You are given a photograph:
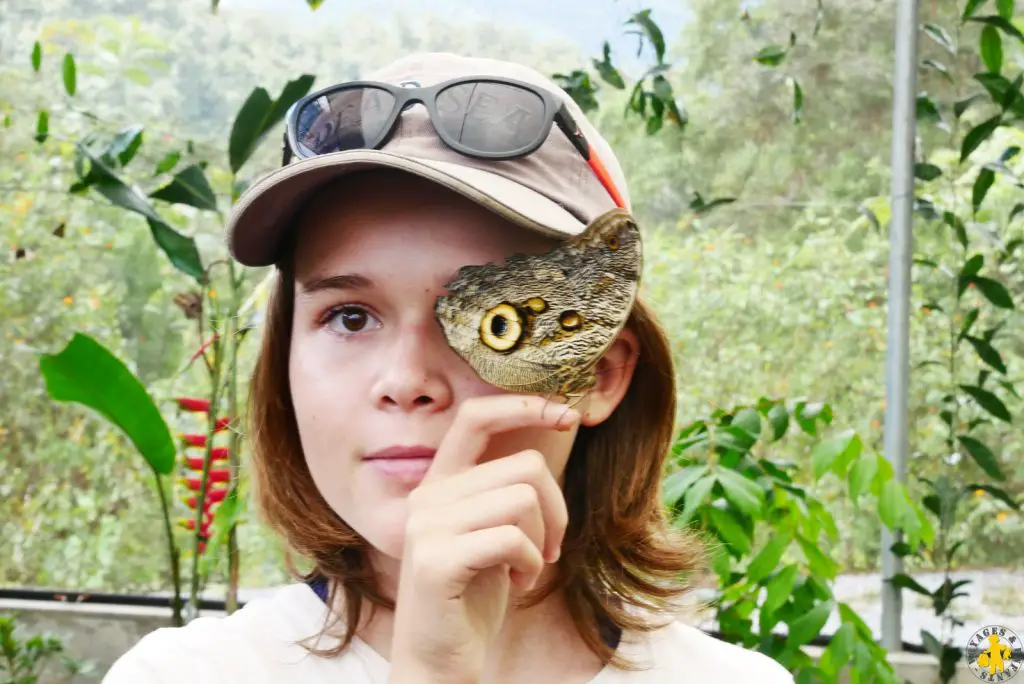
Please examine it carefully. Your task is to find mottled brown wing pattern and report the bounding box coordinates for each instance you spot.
[435,208,642,397]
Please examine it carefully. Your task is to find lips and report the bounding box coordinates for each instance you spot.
[363,445,437,485]
[363,445,437,462]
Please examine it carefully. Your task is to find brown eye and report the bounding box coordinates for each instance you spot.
[605,234,620,250]
[326,306,375,333]
[480,303,524,351]
[559,310,582,331]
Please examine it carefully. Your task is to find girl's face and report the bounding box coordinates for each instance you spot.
[287,172,586,561]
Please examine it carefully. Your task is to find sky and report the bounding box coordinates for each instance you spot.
[213,0,691,78]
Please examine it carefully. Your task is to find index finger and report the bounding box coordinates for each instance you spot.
[426,394,580,482]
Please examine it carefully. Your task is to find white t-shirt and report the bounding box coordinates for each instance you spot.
[103,583,794,683]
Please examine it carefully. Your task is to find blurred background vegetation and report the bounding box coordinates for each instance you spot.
[1,0,1021,601]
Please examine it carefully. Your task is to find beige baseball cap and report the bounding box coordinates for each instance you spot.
[226,51,632,267]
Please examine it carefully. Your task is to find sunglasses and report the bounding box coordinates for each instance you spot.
[282,76,626,209]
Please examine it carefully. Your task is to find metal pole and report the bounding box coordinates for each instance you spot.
[882,0,919,654]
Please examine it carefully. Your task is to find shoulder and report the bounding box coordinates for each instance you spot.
[624,619,794,683]
[102,584,343,683]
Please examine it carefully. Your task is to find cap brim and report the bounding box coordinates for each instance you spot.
[227,150,589,267]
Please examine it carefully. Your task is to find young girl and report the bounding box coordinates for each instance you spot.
[104,52,794,684]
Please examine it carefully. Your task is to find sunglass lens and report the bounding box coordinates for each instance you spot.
[434,82,547,155]
[294,87,397,156]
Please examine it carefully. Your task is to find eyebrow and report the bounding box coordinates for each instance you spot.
[298,273,374,295]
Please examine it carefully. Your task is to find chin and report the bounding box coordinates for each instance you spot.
[337,496,410,560]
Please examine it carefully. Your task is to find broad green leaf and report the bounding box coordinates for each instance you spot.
[767,403,789,440]
[890,572,931,596]
[965,483,1020,509]
[973,168,996,213]
[149,164,218,212]
[661,465,707,507]
[972,276,1014,308]
[785,599,833,648]
[944,210,969,248]
[981,26,1004,72]
[957,435,1005,480]
[109,125,144,167]
[716,468,765,516]
[678,474,716,525]
[627,10,666,64]
[747,531,792,583]
[974,73,1024,115]
[914,163,942,180]
[791,79,803,123]
[38,333,175,475]
[34,110,48,143]
[754,45,787,66]
[592,43,625,89]
[924,23,956,53]
[960,308,981,338]
[963,0,989,20]
[997,0,1014,19]
[890,541,915,557]
[916,94,942,124]
[811,429,861,479]
[922,59,953,82]
[963,253,985,279]
[763,564,799,616]
[823,622,856,672]
[878,479,903,530]
[154,151,181,175]
[797,534,837,578]
[228,74,315,173]
[968,15,1024,42]
[961,116,1002,161]
[955,93,986,118]
[731,408,762,438]
[62,52,77,96]
[707,507,751,554]
[848,452,878,498]
[964,336,1008,374]
[31,41,41,72]
[73,145,204,281]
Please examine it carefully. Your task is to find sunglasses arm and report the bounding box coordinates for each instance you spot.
[555,107,627,210]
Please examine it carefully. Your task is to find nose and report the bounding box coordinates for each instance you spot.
[372,320,454,414]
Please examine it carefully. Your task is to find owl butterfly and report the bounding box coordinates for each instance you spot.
[435,207,642,406]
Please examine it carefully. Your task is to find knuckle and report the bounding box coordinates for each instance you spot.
[508,482,539,512]
[517,449,548,478]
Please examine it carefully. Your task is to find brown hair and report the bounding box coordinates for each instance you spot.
[247,246,707,670]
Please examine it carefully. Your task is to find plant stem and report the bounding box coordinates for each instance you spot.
[188,291,227,619]
[154,473,183,626]
[225,259,243,614]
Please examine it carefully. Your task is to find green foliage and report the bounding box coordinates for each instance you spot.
[0,614,93,683]
[39,332,176,475]
[665,399,924,683]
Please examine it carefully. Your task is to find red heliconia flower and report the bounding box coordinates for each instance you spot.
[214,416,231,432]
[182,470,231,490]
[183,450,230,471]
[186,489,226,508]
[176,397,210,413]
[183,518,212,533]
[182,433,206,448]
